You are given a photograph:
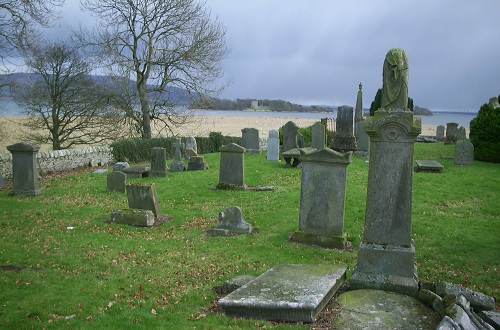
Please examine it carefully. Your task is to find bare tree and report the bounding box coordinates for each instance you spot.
[0,0,64,67]
[80,0,228,138]
[12,40,122,150]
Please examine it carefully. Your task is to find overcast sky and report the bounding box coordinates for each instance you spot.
[50,0,500,111]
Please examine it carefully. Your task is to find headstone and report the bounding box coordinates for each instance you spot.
[445,122,459,144]
[206,206,252,236]
[281,121,302,167]
[292,148,352,249]
[150,147,168,177]
[126,183,161,218]
[7,142,41,196]
[415,160,444,173]
[218,264,347,323]
[457,126,467,141]
[454,140,474,166]
[170,137,186,172]
[106,171,126,193]
[350,49,421,297]
[184,136,197,160]
[241,128,261,154]
[355,82,364,123]
[187,155,208,170]
[381,48,409,110]
[311,122,326,150]
[113,162,130,171]
[122,165,150,178]
[354,119,369,155]
[436,125,445,141]
[266,129,280,161]
[330,105,357,152]
[217,143,246,190]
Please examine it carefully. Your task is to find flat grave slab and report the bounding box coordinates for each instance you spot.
[218,264,347,323]
[415,160,444,173]
[122,166,151,178]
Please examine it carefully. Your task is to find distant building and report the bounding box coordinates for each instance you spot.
[250,100,259,109]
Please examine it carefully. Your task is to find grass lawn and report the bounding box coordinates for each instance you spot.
[0,142,498,329]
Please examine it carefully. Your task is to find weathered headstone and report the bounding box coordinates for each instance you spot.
[217,143,246,190]
[113,162,130,171]
[436,125,445,141]
[170,137,186,172]
[241,128,261,154]
[454,140,474,166]
[281,121,302,167]
[350,48,421,297]
[354,119,369,156]
[184,136,197,160]
[122,165,150,178]
[187,155,208,170]
[311,122,326,150]
[266,129,280,161]
[126,183,161,218]
[150,147,168,177]
[206,206,252,236]
[107,171,126,193]
[445,122,459,144]
[292,148,352,249]
[457,126,467,141]
[7,142,41,196]
[330,105,357,152]
[354,82,364,123]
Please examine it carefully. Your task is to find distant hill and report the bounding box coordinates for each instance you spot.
[414,106,433,116]
[0,72,193,106]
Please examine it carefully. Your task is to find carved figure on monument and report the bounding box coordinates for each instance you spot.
[381,48,409,111]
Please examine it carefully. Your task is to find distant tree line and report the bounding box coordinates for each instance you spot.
[190,98,332,112]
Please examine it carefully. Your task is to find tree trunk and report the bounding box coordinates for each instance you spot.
[138,81,152,139]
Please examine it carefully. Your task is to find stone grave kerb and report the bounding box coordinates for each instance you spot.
[7,142,41,196]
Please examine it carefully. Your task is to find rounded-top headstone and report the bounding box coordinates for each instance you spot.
[269,129,278,138]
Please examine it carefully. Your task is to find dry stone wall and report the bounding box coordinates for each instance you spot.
[0,146,113,180]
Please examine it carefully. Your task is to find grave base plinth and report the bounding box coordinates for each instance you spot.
[292,231,347,249]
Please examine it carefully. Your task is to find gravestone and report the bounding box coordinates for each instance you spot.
[150,147,168,177]
[170,137,186,172]
[7,142,41,196]
[122,165,150,178]
[454,140,474,166]
[126,183,161,218]
[113,162,130,171]
[311,122,326,150]
[218,264,347,323]
[110,209,155,227]
[436,125,445,141]
[457,126,467,141]
[106,171,126,193]
[350,49,421,297]
[330,105,357,152]
[415,160,444,173]
[185,148,198,159]
[355,82,364,123]
[266,129,280,161]
[445,122,459,144]
[354,119,369,156]
[184,136,197,160]
[187,155,208,170]
[241,128,261,154]
[281,121,302,167]
[292,148,352,249]
[217,143,246,190]
[206,206,252,236]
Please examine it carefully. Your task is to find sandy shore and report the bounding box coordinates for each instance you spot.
[0,115,440,153]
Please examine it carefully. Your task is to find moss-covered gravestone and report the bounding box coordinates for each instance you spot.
[217,143,246,190]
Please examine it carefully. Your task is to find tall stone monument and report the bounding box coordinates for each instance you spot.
[350,48,421,297]
[330,105,357,152]
[354,83,369,155]
[7,142,41,196]
[292,148,352,249]
[355,82,364,123]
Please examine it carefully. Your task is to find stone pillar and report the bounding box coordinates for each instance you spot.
[355,82,363,124]
[292,148,352,249]
[445,122,459,144]
[330,105,357,152]
[350,109,421,297]
[217,143,246,190]
[266,129,280,161]
[241,127,260,154]
[436,125,445,141]
[311,122,326,150]
[7,142,41,196]
[150,147,167,177]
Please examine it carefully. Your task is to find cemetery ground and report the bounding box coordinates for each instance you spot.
[0,143,498,329]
